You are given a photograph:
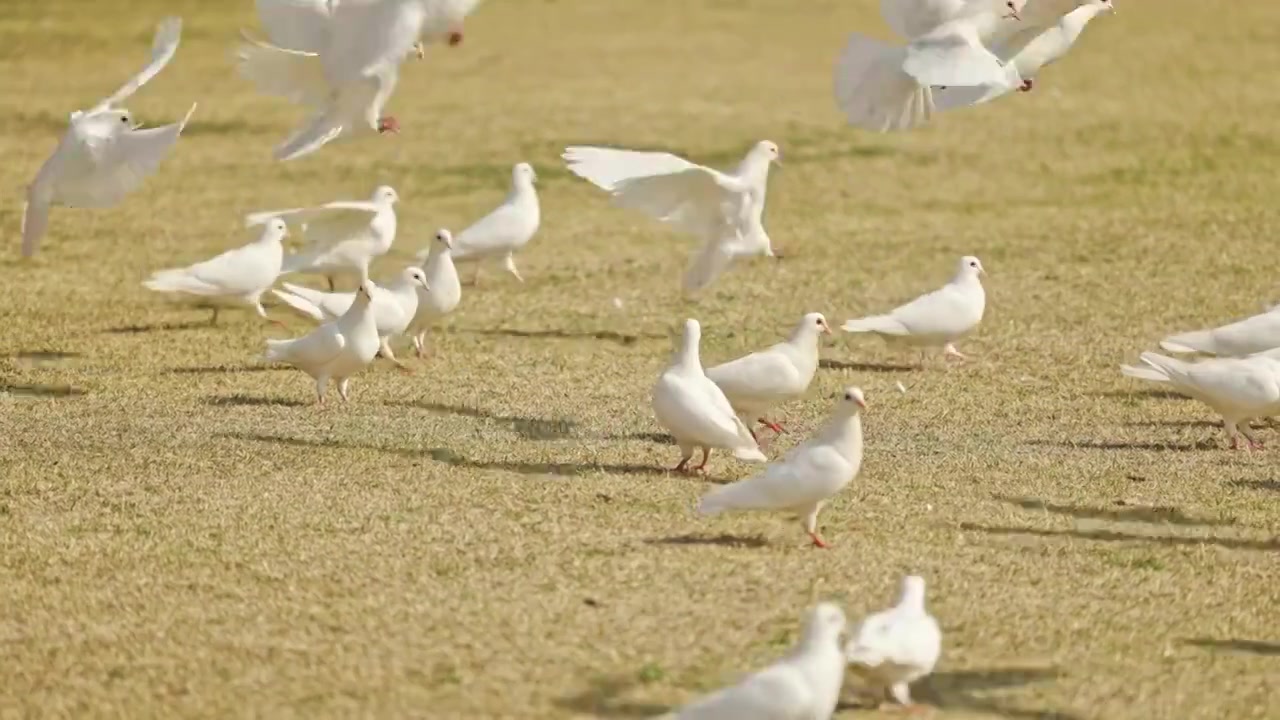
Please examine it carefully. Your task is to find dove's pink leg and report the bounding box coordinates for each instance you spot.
[694,447,712,473]
[673,445,695,473]
[943,344,967,361]
[1018,79,1034,92]
[377,117,401,135]
[757,418,786,435]
[808,531,829,549]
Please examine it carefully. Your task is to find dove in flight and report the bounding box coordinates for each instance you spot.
[264,281,383,404]
[652,319,767,474]
[424,163,541,285]
[22,17,195,257]
[247,185,399,289]
[142,218,288,325]
[272,266,429,371]
[409,229,463,357]
[706,312,832,440]
[834,0,1026,132]
[251,0,481,64]
[697,387,865,548]
[845,575,943,712]
[563,141,780,296]
[655,603,847,720]
[1120,352,1280,450]
[842,255,986,367]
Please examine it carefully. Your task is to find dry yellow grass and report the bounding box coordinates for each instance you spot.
[3,0,1279,717]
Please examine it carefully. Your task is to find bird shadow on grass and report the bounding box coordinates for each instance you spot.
[1123,420,1220,429]
[606,431,676,445]
[167,364,284,375]
[1091,389,1187,401]
[390,400,578,441]
[960,522,1280,552]
[105,321,212,334]
[13,350,80,363]
[1229,480,1280,492]
[646,533,770,549]
[0,382,86,398]
[888,666,1080,720]
[1025,438,1221,452]
[819,359,917,373]
[458,326,665,347]
[553,675,671,718]
[994,495,1232,527]
[205,394,309,408]
[1181,638,1280,656]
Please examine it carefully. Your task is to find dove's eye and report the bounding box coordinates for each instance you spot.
[120,117,128,124]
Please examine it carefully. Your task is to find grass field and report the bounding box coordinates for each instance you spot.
[3,0,1280,717]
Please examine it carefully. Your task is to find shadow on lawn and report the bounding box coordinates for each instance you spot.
[391,400,578,441]
[646,533,771,549]
[910,666,1081,719]
[819,359,917,373]
[1229,480,1280,493]
[1025,438,1221,452]
[459,326,665,347]
[994,495,1231,527]
[554,674,671,718]
[0,382,86,398]
[205,394,308,408]
[1182,638,1280,656]
[960,523,1280,552]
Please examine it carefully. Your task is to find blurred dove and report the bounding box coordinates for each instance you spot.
[22,17,194,257]
[845,575,942,711]
[409,229,462,357]
[656,603,847,720]
[264,280,382,404]
[142,217,288,325]
[251,0,480,64]
[842,256,986,367]
[652,319,767,474]
[420,163,540,285]
[1157,305,1280,358]
[706,312,832,440]
[833,0,1025,132]
[247,185,398,288]
[935,0,1114,110]
[272,265,429,370]
[1119,352,1280,449]
[697,387,866,548]
[563,141,780,296]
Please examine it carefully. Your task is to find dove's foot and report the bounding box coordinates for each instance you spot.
[943,344,968,361]
[879,702,931,715]
[694,447,713,473]
[413,41,426,59]
[208,308,220,326]
[808,532,829,549]
[1018,79,1034,92]
[377,116,401,135]
[757,418,786,435]
[448,30,464,46]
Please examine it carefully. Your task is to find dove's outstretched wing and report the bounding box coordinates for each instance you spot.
[90,17,182,114]
[55,104,196,209]
[255,0,334,52]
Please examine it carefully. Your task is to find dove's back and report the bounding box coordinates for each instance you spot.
[653,370,765,461]
[1160,308,1280,357]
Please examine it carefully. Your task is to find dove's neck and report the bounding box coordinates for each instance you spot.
[425,247,453,271]
[508,178,539,208]
[674,334,702,374]
[735,154,772,187]
[816,410,863,460]
[1060,5,1106,37]
[898,578,928,614]
[951,270,983,291]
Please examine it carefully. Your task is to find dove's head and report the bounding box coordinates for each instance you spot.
[355,281,375,303]
[958,255,986,279]
[261,217,289,242]
[751,140,782,166]
[403,266,430,291]
[796,312,832,340]
[83,108,135,134]
[372,185,399,205]
[434,228,454,250]
[898,575,928,611]
[1001,0,1025,20]
[682,318,701,345]
[800,603,847,647]
[840,386,867,411]
[1082,0,1115,13]
[513,162,537,186]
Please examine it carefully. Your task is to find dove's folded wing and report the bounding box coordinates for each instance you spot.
[932,61,1022,111]
[880,0,969,39]
[673,665,812,720]
[660,375,753,447]
[453,205,522,256]
[708,349,803,401]
[284,325,348,366]
[255,0,334,52]
[90,17,182,113]
[56,104,196,209]
[1180,362,1280,411]
[884,285,967,335]
[184,245,270,294]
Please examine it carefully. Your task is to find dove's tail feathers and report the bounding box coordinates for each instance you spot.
[732,446,768,463]
[20,197,50,258]
[274,116,344,162]
[1159,332,1213,355]
[264,337,295,363]
[834,34,933,133]
[271,288,326,322]
[1138,352,1193,382]
[697,474,774,516]
[1120,364,1170,383]
[142,271,220,296]
[843,315,907,335]
[235,35,328,108]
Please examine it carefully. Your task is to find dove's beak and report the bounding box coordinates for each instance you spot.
[822,323,833,335]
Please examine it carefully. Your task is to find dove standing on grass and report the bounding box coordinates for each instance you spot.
[657,603,847,720]
[563,141,780,296]
[935,0,1114,111]
[425,163,540,285]
[1119,352,1280,449]
[834,0,1025,132]
[248,185,399,289]
[698,387,865,548]
[706,313,832,440]
[409,229,463,357]
[845,575,942,712]
[142,218,288,325]
[843,256,986,367]
[265,281,382,404]
[22,17,195,257]
[652,319,767,474]
[272,266,429,371]
[1156,305,1280,358]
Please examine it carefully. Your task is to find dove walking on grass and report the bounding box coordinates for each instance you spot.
[845,575,942,712]
[563,141,780,296]
[935,0,1114,111]
[1120,352,1280,449]
[142,218,288,325]
[273,266,429,370]
[843,256,986,367]
[697,387,865,548]
[409,229,462,357]
[22,17,195,257]
[422,163,540,285]
[652,319,767,474]
[265,281,382,404]
[706,313,832,440]
[656,603,847,720]
[1156,305,1280,358]
[834,0,1025,132]
[248,185,399,289]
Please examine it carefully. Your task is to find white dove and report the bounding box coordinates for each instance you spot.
[22,17,195,257]
[142,217,288,325]
[842,255,986,366]
[935,0,1114,111]
[247,185,399,288]
[833,0,1025,132]
[563,141,780,295]
[1156,306,1280,358]
[264,281,382,404]
[706,312,832,440]
[1119,352,1280,449]
[656,603,847,720]
[697,387,866,548]
[422,163,541,285]
[251,0,476,66]
[845,575,943,712]
[409,229,463,357]
[272,266,429,370]
[652,319,767,474]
